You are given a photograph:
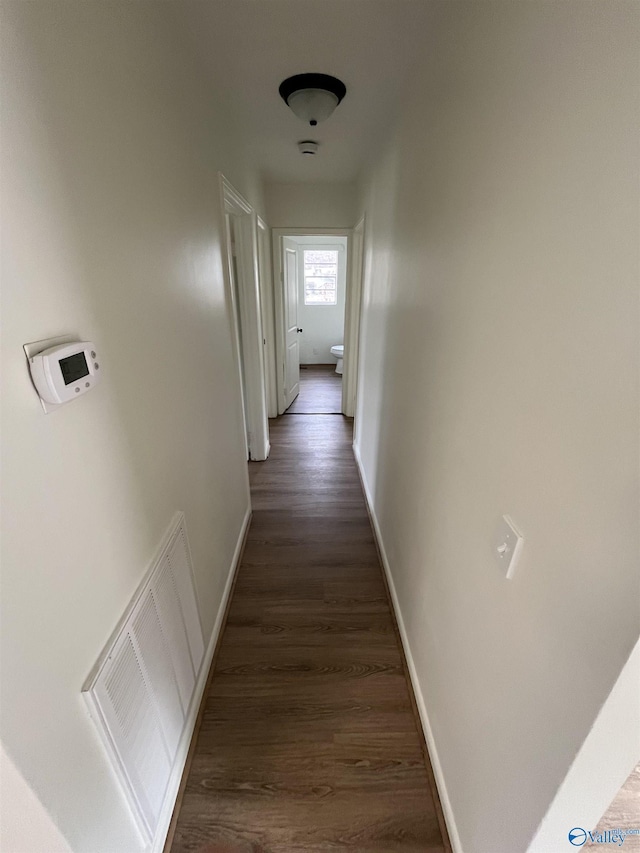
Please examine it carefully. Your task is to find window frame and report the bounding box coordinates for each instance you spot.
[302,247,340,307]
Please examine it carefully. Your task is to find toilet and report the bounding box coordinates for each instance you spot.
[330,344,344,375]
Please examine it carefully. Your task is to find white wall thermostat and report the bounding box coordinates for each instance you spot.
[25,338,101,412]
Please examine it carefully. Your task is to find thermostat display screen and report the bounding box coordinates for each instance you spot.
[59,352,89,385]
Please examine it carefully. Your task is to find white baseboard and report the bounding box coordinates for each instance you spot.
[150,505,252,853]
[352,442,463,853]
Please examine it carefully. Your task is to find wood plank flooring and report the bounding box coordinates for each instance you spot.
[169,407,447,853]
[285,365,342,414]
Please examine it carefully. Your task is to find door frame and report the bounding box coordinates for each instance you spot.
[257,216,278,419]
[343,216,365,420]
[272,227,359,417]
[280,236,302,412]
[219,174,270,460]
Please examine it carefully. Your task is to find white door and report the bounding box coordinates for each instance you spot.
[282,238,300,409]
[226,214,249,458]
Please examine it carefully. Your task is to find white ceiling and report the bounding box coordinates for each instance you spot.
[176,1,434,184]
[287,235,348,246]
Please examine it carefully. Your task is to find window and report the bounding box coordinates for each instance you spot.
[303,249,338,305]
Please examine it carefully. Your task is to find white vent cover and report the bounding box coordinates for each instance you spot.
[83,513,204,843]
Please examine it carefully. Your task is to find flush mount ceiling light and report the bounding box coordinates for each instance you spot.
[279,73,346,126]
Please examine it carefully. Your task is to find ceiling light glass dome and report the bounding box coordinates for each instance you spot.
[279,74,347,126]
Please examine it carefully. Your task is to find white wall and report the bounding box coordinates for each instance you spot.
[354,3,639,852]
[528,637,640,852]
[0,746,72,853]
[265,182,356,228]
[1,4,262,851]
[289,236,347,364]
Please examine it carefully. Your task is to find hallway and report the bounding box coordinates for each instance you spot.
[285,366,342,414]
[168,412,447,853]
[4,4,637,851]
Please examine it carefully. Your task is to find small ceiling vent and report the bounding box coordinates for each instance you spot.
[298,140,319,156]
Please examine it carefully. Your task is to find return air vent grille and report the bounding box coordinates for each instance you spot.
[83,513,204,842]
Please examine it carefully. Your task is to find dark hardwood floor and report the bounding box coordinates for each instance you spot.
[285,365,342,414]
[169,390,448,852]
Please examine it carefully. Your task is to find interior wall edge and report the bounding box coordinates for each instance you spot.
[525,636,640,853]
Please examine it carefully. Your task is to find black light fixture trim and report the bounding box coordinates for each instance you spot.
[279,73,347,125]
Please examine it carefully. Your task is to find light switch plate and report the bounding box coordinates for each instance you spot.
[494,515,523,579]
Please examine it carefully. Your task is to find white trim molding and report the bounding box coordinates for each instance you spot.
[151,506,252,853]
[353,441,464,853]
[219,174,270,460]
[256,216,278,419]
[342,216,365,418]
[271,227,360,418]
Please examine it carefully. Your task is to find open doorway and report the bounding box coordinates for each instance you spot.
[285,235,346,414]
[272,228,363,419]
